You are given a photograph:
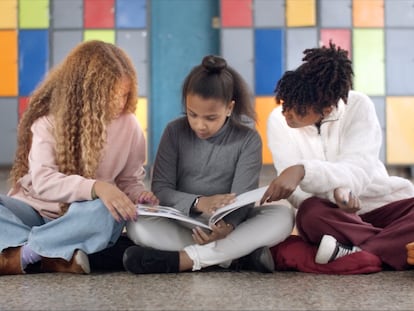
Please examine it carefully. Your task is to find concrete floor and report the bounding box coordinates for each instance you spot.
[1,165,414,311]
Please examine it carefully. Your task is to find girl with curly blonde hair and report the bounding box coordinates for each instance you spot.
[0,40,158,275]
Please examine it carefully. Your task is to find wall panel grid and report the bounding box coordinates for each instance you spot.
[0,0,148,165]
[220,0,414,165]
[2,0,414,166]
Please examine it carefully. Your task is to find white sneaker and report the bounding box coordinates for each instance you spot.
[315,235,361,264]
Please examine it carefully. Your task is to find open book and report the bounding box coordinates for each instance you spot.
[137,186,268,230]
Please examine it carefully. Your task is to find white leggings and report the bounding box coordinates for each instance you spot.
[126,204,294,271]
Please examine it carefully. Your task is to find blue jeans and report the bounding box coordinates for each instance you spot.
[0,195,124,260]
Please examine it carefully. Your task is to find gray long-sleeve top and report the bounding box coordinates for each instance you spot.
[151,116,262,228]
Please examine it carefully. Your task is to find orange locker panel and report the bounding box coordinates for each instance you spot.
[255,97,279,165]
[353,0,384,27]
[0,30,18,96]
[0,0,17,28]
[386,97,414,165]
[286,0,316,27]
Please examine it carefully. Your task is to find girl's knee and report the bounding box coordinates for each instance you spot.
[296,197,330,230]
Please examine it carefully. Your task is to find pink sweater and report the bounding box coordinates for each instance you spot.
[8,113,147,219]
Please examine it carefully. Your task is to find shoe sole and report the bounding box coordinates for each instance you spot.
[258,248,275,273]
[315,235,336,264]
[75,251,91,274]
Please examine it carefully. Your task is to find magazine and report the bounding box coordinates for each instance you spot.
[137,186,268,230]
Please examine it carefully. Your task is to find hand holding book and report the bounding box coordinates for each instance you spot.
[193,193,237,215]
[136,186,268,231]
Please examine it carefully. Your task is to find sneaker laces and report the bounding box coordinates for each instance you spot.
[332,243,360,261]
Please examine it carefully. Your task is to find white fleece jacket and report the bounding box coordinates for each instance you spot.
[267,90,414,214]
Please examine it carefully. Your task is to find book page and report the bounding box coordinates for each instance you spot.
[137,204,211,230]
[208,186,268,225]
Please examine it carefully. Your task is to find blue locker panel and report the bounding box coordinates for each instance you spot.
[286,28,318,70]
[116,0,146,29]
[222,28,254,93]
[372,96,386,162]
[150,0,219,162]
[386,29,414,95]
[0,98,18,165]
[385,0,414,27]
[52,0,83,29]
[117,30,148,97]
[253,0,285,27]
[52,31,82,66]
[255,29,284,95]
[19,30,49,96]
[320,0,352,27]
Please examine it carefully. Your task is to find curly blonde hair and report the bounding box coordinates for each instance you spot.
[10,40,138,186]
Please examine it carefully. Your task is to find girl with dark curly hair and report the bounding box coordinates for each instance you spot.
[261,42,414,271]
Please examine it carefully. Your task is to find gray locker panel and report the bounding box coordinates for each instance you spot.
[117,30,148,97]
[254,0,285,27]
[221,29,254,92]
[371,97,385,162]
[286,28,318,70]
[380,129,386,163]
[52,31,83,67]
[320,0,352,28]
[385,0,414,27]
[371,97,386,162]
[372,97,385,130]
[0,99,18,165]
[52,0,83,29]
[386,29,414,95]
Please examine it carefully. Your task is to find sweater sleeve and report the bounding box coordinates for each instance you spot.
[223,129,262,228]
[299,93,382,201]
[267,107,313,208]
[114,116,147,203]
[26,116,95,202]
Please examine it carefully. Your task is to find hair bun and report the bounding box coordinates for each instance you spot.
[202,55,227,73]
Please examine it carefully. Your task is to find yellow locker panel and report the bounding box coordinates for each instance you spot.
[0,0,17,29]
[135,97,148,164]
[386,97,414,165]
[286,0,316,27]
[0,30,18,96]
[84,30,116,44]
[19,0,49,29]
[353,29,385,95]
[353,0,384,27]
[256,96,279,165]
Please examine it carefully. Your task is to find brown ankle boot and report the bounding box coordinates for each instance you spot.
[0,246,24,275]
[41,250,90,274]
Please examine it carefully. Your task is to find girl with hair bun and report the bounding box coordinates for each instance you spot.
[122,55,294,274]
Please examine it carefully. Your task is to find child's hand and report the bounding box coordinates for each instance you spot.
[195,194,236,215]
[406,242,414,265]
[137,191,159,206]
[192,220,233,244]
[93,180,137,222]
[260,164,304,204]
[334,187,361,213]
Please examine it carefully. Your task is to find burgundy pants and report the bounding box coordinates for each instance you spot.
[296,196,414,270]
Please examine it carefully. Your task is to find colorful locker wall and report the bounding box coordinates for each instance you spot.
[2,0,414,167]
[220,0,414,166]
[0,0,148,166]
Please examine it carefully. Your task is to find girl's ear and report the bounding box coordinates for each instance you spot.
[322,106,333,117]
[227,100,235,116]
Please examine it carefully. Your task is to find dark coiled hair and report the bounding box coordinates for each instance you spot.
[181,55,256,123]
[275,41,353,116]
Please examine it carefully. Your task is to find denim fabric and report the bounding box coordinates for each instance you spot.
[0,195,124,260]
